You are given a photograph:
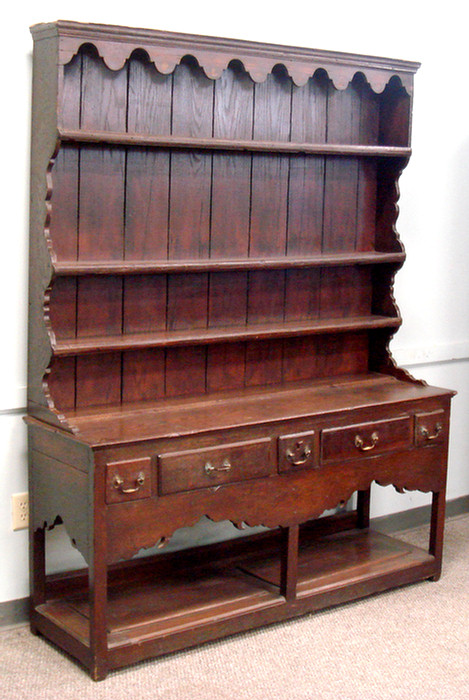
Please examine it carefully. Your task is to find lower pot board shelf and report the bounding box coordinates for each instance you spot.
[33,527,435,671]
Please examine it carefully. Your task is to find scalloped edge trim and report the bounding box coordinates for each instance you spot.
[57,38,414,95]
[108,472,435,561]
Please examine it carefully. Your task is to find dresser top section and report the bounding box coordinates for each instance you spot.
[30,20,420,93]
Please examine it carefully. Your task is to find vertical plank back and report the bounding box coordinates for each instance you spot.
[245,69,291,386]
[165,58,213,397]
[125,54,171,260]
[207,64,254,391]
[323,80,361,253]
[122,54,172,403]
[250,70,291,256]
[76,48,127,407]
[288,74,327,255]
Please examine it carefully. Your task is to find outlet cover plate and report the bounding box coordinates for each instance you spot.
[11,492,29,531]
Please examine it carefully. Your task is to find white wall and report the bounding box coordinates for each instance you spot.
[1,0,468,603]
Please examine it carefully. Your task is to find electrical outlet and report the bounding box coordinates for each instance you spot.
[11,492,29,531]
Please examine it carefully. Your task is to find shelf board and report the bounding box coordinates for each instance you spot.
[34,529,435,664]
[59,128,412,158]
[52,251,406,276]
[53,315,401,357]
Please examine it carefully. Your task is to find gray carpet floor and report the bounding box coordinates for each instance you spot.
[1,514,468,699]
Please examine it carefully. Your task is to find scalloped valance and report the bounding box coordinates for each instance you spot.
[31,20,420,94]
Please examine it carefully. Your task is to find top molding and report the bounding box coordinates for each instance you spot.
[30,20,420,93]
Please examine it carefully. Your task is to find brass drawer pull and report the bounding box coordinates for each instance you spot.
[286,441,312,466]
[354,431,379,452]
[420,423,443,441]
[205,458,232,475]
[113,472,145,494]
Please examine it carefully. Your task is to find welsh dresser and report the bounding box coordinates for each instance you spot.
[27,21,454,680]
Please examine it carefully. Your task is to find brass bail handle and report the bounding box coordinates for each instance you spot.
[286,440,312,466]
[113,471,145,493]
[205,458,232,475]
[420,423,443,441]
[354,431,379,452]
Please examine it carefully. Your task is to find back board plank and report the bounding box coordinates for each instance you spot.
[76,49,126,408]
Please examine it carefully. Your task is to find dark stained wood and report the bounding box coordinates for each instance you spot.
[288,73,327,255]
[121,58,172,404]
[76,48,126,408]
[323,82,360,252]
[121,275,166,403]
[356,487,371,529]
[250,71,291,257]
[211,63,253,259]
[208,64,253,391]
[46,54,82,412]
[52,314,401,356]
[319,266,372,318]
[78,52,126,261]
[429,488,447,580]
[280,524,299,601]
[166,59,213,396]
[121,349,165,403]
[49,148,79,261]
[122,275,167,334]
[379,79,411,147]
[125,54,171,261]
[208,272,248,327]
[52,251,407,275]
[60,128,412,157]
[167,273,208,331]
[89,460,108,681]
[158,437,274,495]
[206,343,246,392]
[75,354,122,408]
[63,375,453,447]
[27,22,453,681]
[169,59,213,259]
[45,357,76,411]
[247,270,285,324]
[244,339,283,387]
[33,528,436,671]
[164,345,207,397]
[356,78,379,251]
[284,269,321,321]
[321,415,412,463]
[48,278,77,340]
[30,527,46,614]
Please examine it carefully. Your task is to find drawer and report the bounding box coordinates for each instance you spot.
[321,415,412,464]
[415,410,448,447]
[278,430,317,472]
[158,438,274,495]
[106,457,152,504]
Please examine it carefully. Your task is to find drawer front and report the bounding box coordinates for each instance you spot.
[415,410,448,447]
[106,457,152,504]
[158,438,274,495]
[321,415,412,464]
[278,430,317,472]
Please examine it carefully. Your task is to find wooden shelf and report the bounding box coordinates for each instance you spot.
[59,128,412,158]
[52,315,401,357]
[52,251,406,277]
[33,528,435,667]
